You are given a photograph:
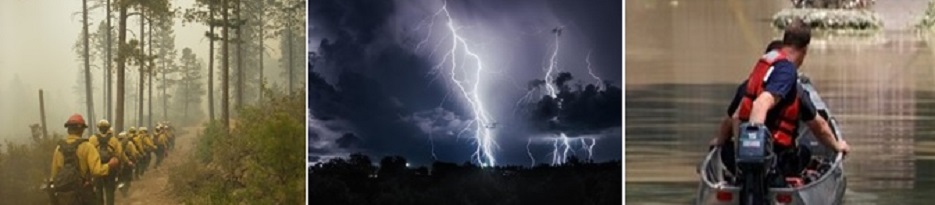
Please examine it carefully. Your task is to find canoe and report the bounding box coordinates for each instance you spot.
[695,74,846,205]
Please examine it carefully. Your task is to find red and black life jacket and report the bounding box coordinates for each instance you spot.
[737,50,800,147]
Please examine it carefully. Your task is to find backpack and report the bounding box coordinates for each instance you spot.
[96,133,115,163]
[52,139,88,192]
[120,138,132,157]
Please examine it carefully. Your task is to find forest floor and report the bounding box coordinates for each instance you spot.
[113,126,200,205]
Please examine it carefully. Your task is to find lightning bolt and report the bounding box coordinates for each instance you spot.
[580,137,596,161]
[513,87,538,116]
[527,138,536,167]
[417,1,498,167]
[551,138,560,165]
[561,133,572,164]
[429,133,438,161]
[588,138,596,160]
[537,28,601,166]
[545,28,571,166]
[427,93,450,161]
[545,33,560,98]
[413,8,443,52]
[414,2,607,167]
[585,50,603,89]
[547,136,596,165]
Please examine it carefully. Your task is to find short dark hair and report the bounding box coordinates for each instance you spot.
[783,19,811,49]
[765,40,783,53]
[67,127,84,135]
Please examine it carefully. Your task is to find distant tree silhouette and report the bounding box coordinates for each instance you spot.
[379,156,408,177]
[309,153,622,205]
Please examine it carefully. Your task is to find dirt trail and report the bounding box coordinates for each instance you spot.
[114,126,200,205]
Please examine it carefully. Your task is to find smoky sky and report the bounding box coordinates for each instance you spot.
[309,0,621,166]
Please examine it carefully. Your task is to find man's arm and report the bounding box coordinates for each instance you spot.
[50,146,62,178]
[713,112,741,146]
[799,86,849,154]
[806,115,848,154]
[749,92,779,124]
[81,144,110,177]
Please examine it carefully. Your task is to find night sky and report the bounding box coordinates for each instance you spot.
[309,0,621,166]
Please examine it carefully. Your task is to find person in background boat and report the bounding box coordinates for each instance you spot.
[709,20,849,183]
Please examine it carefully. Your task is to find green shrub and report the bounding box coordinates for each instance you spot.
[171,91,305,204]
[0,134,62,204]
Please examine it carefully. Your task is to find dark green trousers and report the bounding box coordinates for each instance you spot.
[94,174,116,205]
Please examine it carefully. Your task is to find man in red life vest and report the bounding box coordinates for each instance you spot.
[710,20,849,182]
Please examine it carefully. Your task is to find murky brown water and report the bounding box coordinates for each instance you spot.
[626,0,935,204]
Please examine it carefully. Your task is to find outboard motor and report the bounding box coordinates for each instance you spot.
[735,123,775,205]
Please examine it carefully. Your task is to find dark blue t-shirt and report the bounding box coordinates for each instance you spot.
[762,60,798,102]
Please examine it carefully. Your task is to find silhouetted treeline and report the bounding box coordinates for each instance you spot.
[309,153,622,205]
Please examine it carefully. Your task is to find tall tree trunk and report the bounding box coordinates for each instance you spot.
[138,7,145,127]
[149,70,153,128]
[287,24,293,95]
[235,0,244,110]
[208,6,215,122]
[130,70,136,123]
[105,0,112,121]
[148,21,153,129]
[183,98,189,124]
[83,0,96,135]
[103,47,107,120]
[258,1,264,102]
[163,55,167,121]
[116,6,128,132]
[222,0,231,130]
[184,82,189,123]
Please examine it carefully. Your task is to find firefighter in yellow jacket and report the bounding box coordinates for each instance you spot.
[138,127,157,175]
[116,131,139,196]
[88,120,130,205]
[129,127,147,178]
[154,125,170,168]
[165,122,175,150]
[49,114,119,205]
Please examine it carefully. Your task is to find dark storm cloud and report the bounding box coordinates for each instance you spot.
[310,67,449,161]
[309,128,319,141]
[528,79,546,90]
[309,0,395,45]
[308,111,356,155]
[522,72,622,136]
[310,0,478,165]
[555,72,573,88]
[310,0,622,165]
[336,133,362,149]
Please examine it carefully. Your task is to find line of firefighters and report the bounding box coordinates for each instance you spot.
[46,114,176,205]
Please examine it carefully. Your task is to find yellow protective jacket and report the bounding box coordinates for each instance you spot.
[120,137,141,160]
[155,133,169,147]
[142,134,157,151]
[131,134,150,153]
[51,134,110,179]
[89,132,129,167]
